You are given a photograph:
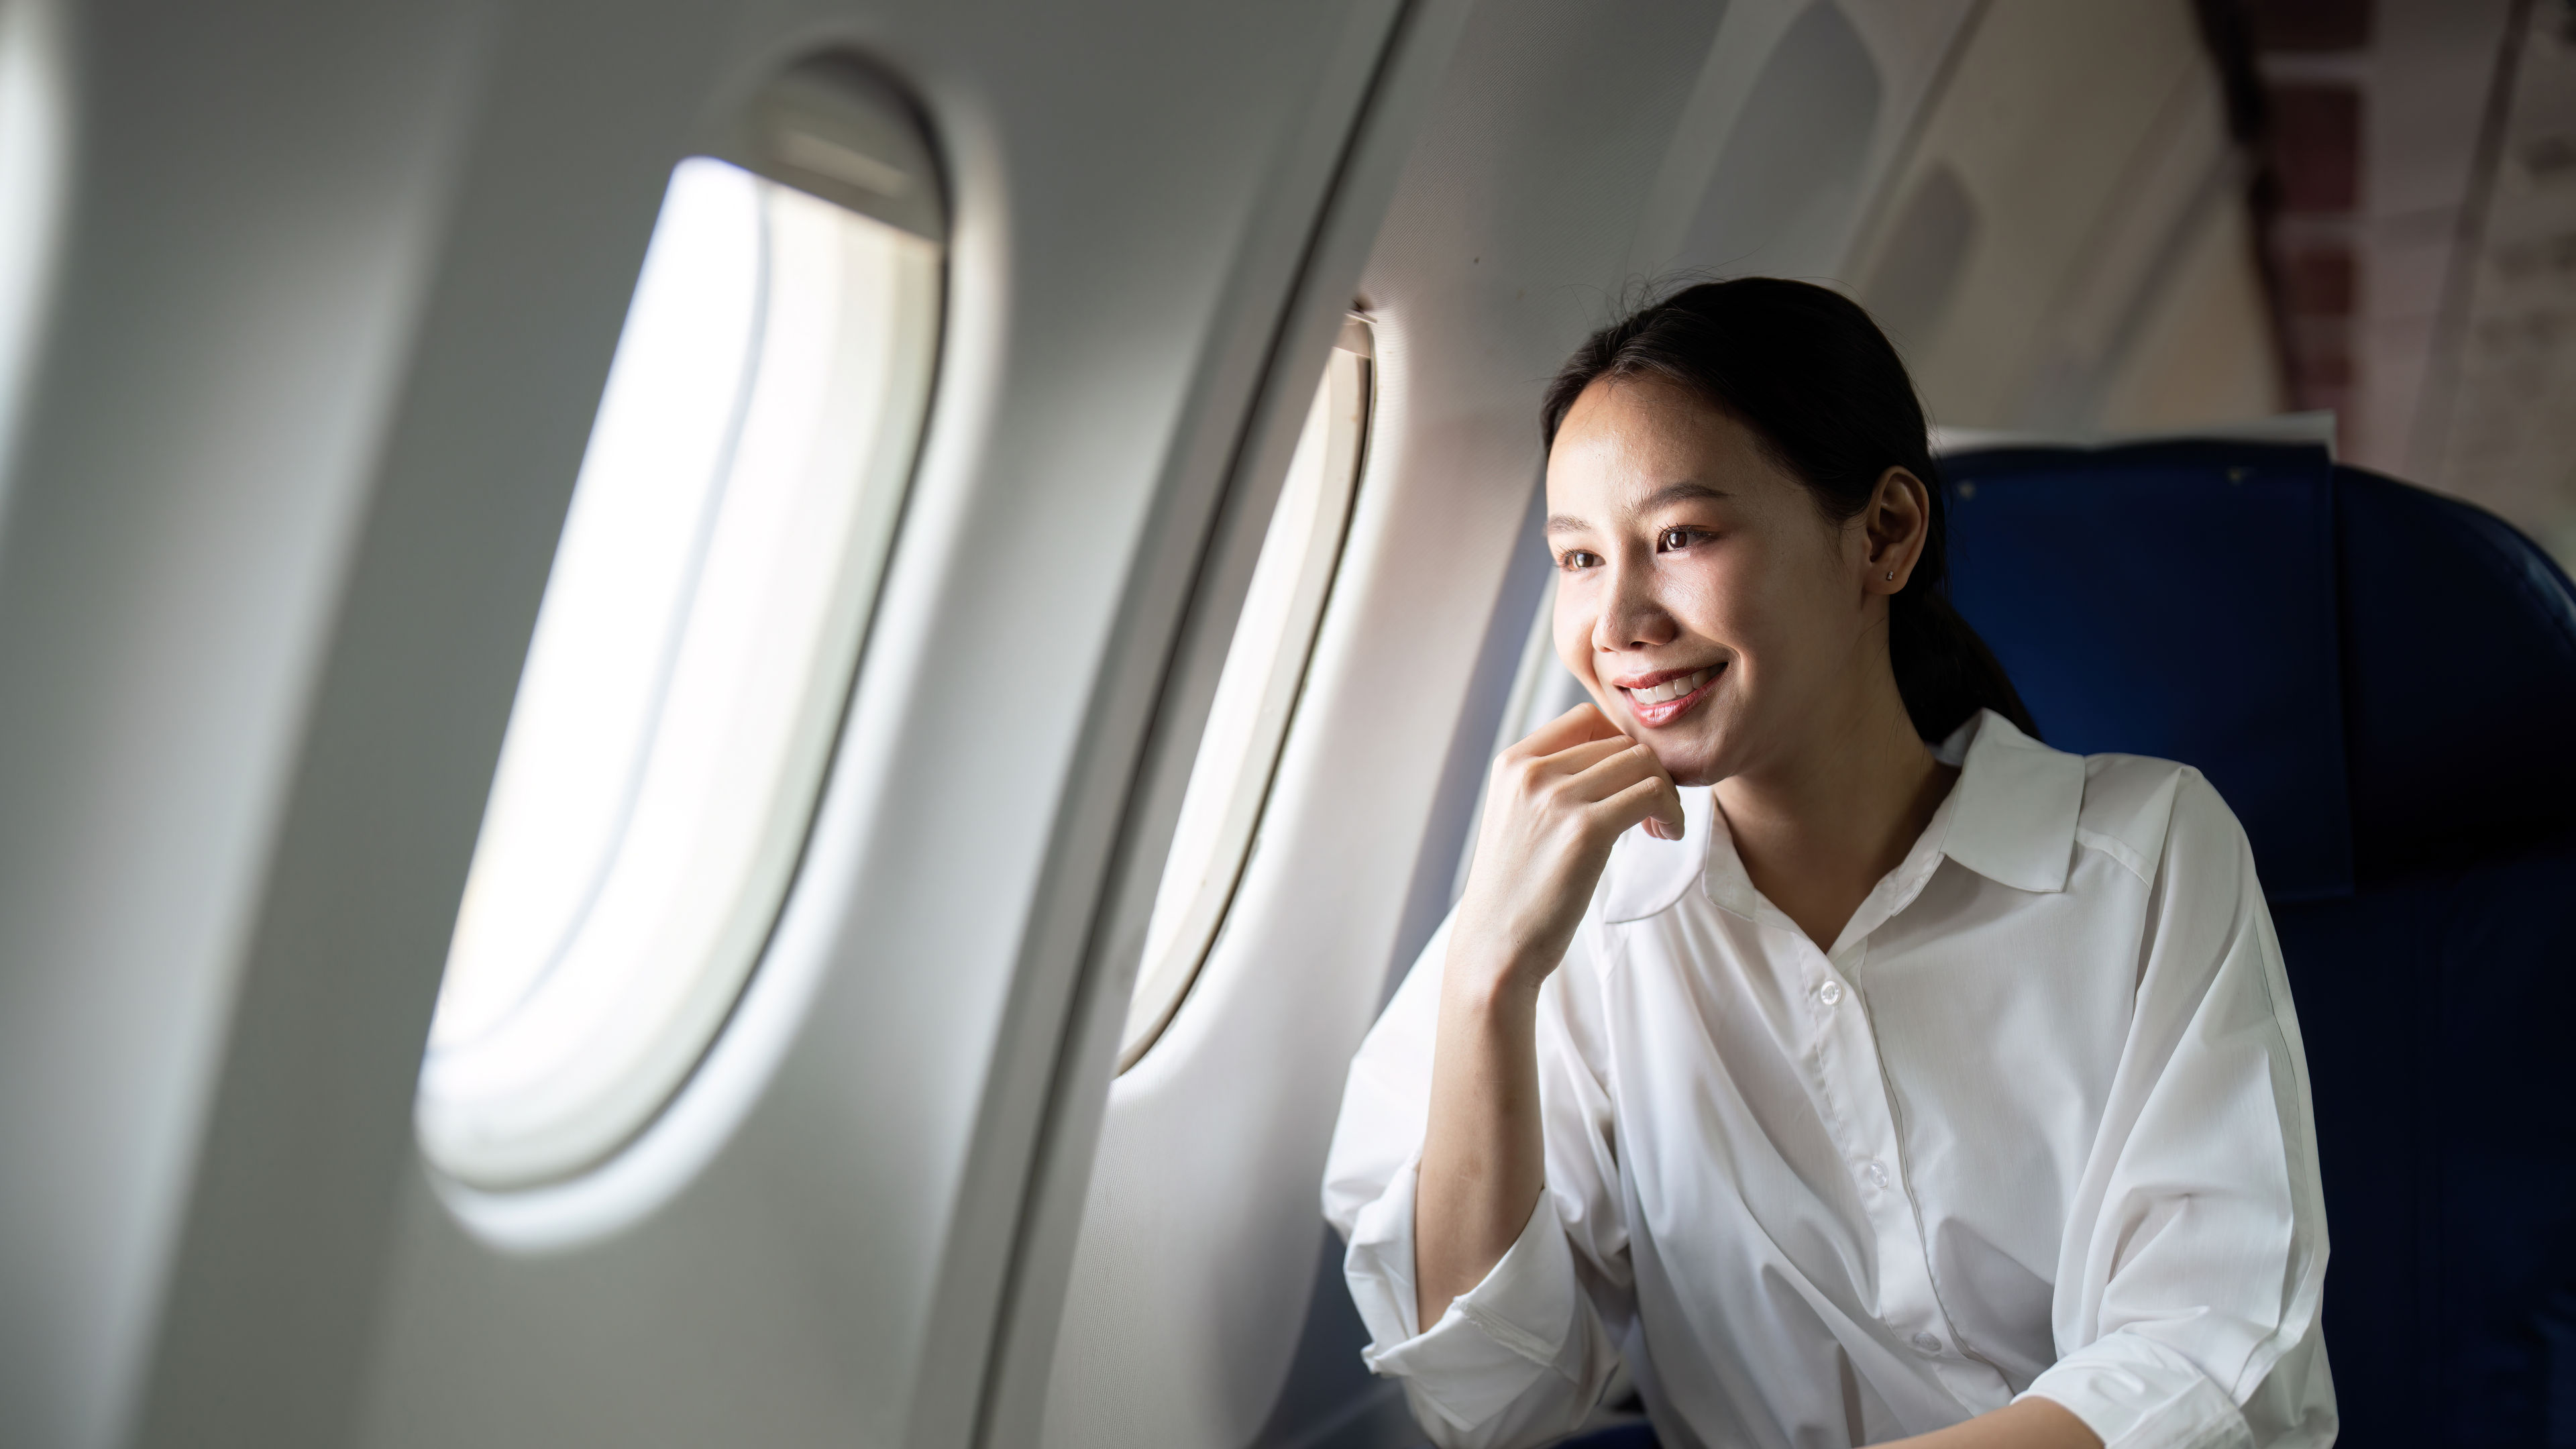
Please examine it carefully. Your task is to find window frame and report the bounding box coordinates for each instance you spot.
[1114,319,1375,1073]
[413,56,947,1194]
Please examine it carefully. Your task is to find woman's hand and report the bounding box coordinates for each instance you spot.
[1450,704,1686,998]
[1413,706,1681,1332]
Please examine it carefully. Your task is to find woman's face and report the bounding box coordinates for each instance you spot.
[1545,376,1890,788]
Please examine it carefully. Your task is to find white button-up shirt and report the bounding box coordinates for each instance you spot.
[1322,712,2335,1449]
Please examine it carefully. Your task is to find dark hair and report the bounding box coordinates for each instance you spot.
[1541,277,2036,743]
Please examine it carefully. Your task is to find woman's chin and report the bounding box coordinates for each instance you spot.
[1641,733,1725,789]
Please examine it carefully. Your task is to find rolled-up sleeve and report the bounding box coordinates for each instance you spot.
[2021,773,2336,1449]
[1322,910,1628,1449]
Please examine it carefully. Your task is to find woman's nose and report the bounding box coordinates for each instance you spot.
[1594,551,1678,652]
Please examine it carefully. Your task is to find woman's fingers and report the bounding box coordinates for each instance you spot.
[1513,718,1683,823]
[1499,737,1662,820]
[1529,733,1638,780]
[1564,736,1662,796]
[1514,700,1623,758]
[1601,771,1687,841]
[1452,705,1684,991]
[1570,741,1684,840]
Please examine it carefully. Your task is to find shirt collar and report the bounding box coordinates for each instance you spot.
[1932,708,2083,894]
[1599,708,2083,930]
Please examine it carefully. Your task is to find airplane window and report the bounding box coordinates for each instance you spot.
[0,0,63,477]
[416,71,942,1191]
[1118,324,1373,1071]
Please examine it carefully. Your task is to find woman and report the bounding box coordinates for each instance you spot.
[1322,280,2333,1449]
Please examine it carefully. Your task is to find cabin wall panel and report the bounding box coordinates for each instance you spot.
[1847,0,2259,433]
[2095,197,2288,432]
[0,2,494,1444]
[343,3,1405,1448]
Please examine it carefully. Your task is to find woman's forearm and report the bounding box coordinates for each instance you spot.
[1411,952,1549,1332]
[1410,706,1681,1335]
[1887,1397,2102,1449]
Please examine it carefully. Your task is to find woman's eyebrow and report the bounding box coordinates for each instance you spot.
[1638,480,1731,510]
[1547,482,1731,536]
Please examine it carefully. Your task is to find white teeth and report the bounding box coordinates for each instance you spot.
[1631,667,1711,705]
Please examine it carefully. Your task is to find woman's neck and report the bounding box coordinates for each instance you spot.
[1713,678,1956,953]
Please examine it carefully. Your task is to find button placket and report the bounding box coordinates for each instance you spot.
[1796,935,1860,1162]
[1818,943,1876,1203]
[1811,939,1953,1352]
[1813,933,1860,1016]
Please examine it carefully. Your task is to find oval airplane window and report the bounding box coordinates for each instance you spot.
[417,63,943,1192]
[0,0,64,477]
[1118,323,1373,1071]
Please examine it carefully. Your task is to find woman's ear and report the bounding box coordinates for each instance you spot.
[1862,467,1931,595]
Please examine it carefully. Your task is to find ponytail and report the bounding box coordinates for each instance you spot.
[1541,278,2036,743]
[1889,588,2035,743]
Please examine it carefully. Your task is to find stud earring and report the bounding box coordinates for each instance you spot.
[1884,571,1896,581]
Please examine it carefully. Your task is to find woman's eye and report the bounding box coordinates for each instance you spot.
[1558,549,1601,570]
[1657,527,1705,551]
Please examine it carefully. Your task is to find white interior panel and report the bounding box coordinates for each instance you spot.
[347,5,1407,1448]
[0,3,491,1442]
[0,0,1415,1445]
[1845,0,2262,431]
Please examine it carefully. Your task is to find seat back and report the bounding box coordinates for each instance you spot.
[1943,441,2576,1446]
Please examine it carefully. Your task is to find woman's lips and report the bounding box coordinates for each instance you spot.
[1619,664,1719,727]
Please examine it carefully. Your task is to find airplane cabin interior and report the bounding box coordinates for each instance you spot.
[0,0,2569,1447]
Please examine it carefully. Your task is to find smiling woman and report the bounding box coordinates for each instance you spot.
[1536,279,2033,771]
[1323,280,2336,1449]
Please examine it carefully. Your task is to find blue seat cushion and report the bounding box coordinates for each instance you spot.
[2272,831,2576,1447]
[2333,469,2576,883]
[1943,442,2353,900]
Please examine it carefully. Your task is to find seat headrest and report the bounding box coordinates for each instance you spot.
[2332,467,2576,879]
[1942,441,2352,899]
[1942,441,2576,897]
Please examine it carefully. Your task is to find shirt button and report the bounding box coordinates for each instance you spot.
[1863,1159,1890,1189]
[1912,1332,1944,1354]
[1818,981,1844,1006]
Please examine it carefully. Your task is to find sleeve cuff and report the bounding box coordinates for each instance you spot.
[2021,1334,2255,1449]
[1343,1159,1586,1432]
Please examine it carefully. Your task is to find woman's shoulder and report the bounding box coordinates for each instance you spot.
[1954,710,2251,888]
[2070,745,2250,887]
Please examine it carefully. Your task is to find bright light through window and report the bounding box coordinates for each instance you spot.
[1119,328,1371,1070]
[418,144,941,1190]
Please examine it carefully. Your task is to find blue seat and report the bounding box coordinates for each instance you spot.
[1940,440,2576,1448]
